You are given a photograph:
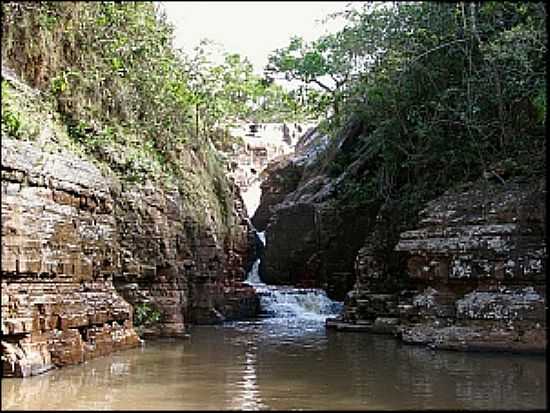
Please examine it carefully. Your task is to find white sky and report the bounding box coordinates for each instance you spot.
[158,1,367,75]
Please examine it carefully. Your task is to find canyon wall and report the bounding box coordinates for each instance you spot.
[2,138,142,377]
[257,120,546,353]
[254,123,377,298]
[342,176,546,352]
[394,176,546,352]
[1,70,258,377]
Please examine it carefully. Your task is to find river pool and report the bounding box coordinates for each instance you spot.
[1,318,546,410]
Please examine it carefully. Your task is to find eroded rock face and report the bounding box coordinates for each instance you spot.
[1,138,141,377]
[251,156,304,232]
[350,178,546,352]
[341,205,409,332]
[111,182,256,333]
[1,135,258,377]
[255,124,376,299]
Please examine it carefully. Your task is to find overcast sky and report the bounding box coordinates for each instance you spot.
[158,1,366,74]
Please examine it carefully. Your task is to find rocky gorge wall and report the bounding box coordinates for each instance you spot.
[1,71,258,377]
[394,176,546,352]
[253,124,379,299]
[2,138,142,377]
[256,121,546,353]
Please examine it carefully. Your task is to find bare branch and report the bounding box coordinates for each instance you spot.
[308,78,334,93]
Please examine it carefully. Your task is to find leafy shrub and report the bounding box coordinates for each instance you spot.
[134,302,162,327]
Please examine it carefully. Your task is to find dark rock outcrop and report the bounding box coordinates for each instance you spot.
[251,156,303,232]
[257,116,545,353]
[254,123,376,299]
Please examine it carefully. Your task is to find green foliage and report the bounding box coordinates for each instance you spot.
[184,42,311,130]
[0,1,261,241]
[2,2,190,156]
[1,80,45,141]
[532,85,546,124]
[2,82,21,136]
[274,2,546,230]
[1,1,309,178]
[266,30,359,122]
[134,302,162,327]
[2,109,21,137]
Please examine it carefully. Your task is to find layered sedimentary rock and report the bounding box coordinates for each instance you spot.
[1,69,258,377]
[2,137,257,375]
[1,137,258,376]
[257,114,545,352]
[112,179,257,333]
[1,138,141,377]
[340,206,409,332]
[338,176,546,352]
[394,177,546,352]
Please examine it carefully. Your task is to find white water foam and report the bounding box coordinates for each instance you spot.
[244,232,342,322]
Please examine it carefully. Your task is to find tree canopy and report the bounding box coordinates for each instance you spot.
[266,1,546,225]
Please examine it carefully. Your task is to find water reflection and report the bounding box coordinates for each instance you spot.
[234,350,265,410]
[2,324,546,411]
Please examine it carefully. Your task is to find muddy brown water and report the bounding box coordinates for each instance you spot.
[1,319,546,410]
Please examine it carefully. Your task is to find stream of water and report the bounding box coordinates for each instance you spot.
[2,230,546,410]
[243,231,343,323]
[2,323,546,410]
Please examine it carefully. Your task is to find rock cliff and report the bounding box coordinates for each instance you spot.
[256,119,546,353]
[254,122,379,298]
[2,138,142,377]
[335,176,547,353]
[393,176,546,352]
[1,69,258,377]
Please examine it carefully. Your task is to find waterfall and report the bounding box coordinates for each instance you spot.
[254,286,342,322]
[244,231,342,322]
[246,259,263,285]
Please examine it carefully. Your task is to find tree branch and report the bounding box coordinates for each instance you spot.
[409,39,467,67]
[308,78,334,93]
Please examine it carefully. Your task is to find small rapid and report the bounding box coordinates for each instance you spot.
[243,231,343,322]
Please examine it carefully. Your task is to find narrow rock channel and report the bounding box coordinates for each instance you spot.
[1,1,546,411]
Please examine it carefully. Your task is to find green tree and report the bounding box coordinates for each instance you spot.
[266,34,351,121]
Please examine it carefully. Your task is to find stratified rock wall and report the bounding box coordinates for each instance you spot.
[394,177,546,352]
[1,138,141,377]
[257,117,545,353]
[1,136,258,377]
[338,177,546,353]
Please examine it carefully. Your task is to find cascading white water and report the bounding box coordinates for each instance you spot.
[254,286,342,322]
[246,259,262,285]
[244,231,342,322]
